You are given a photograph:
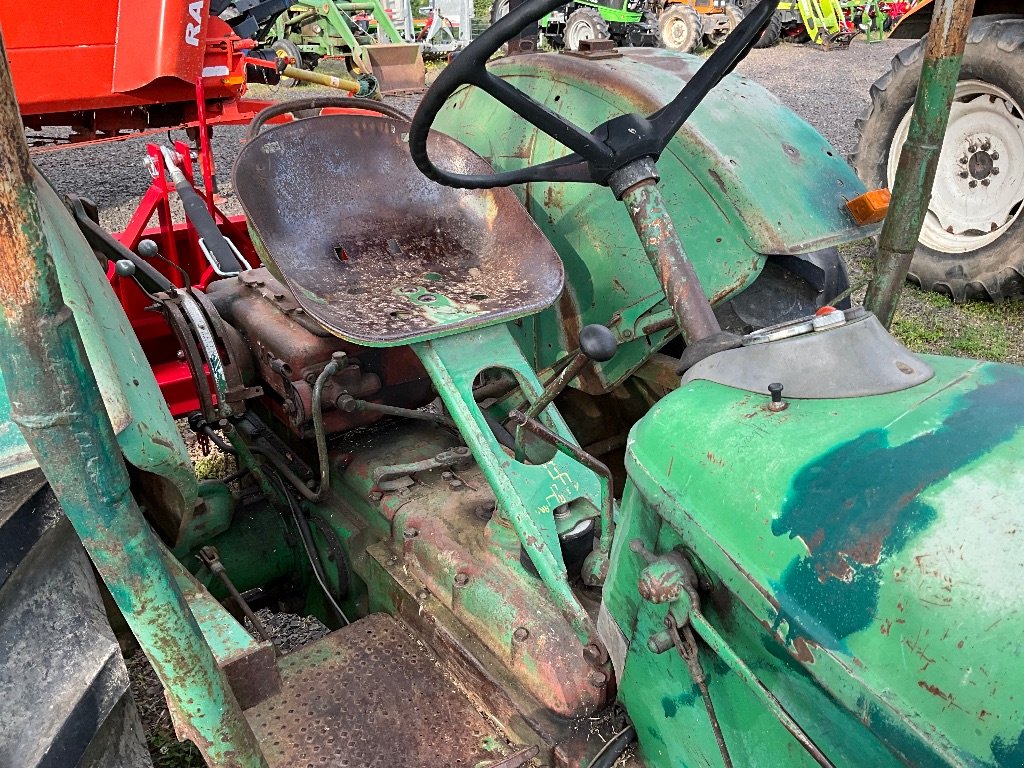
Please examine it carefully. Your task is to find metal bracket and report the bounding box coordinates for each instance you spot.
[413,323,606,653]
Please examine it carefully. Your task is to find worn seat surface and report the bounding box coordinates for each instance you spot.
[234,114,564,347]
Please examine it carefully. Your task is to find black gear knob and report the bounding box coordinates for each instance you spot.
[578,324,617,363]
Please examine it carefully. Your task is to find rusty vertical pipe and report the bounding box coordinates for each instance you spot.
[0,31,268,768]
[864,0,977,326]
[620,178,723,346]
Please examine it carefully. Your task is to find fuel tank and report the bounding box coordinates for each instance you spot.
[604,325,1024,766]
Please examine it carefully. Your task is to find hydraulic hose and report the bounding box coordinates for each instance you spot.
[268,471,350,626]
[310,360,338,502]
[587,725,636,768]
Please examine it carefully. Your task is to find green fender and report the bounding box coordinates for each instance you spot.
[0,172,196,513]
[433,49,875,391]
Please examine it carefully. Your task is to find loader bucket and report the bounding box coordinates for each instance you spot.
[364,43,426,94]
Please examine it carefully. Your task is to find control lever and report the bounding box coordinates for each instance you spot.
[523,324,617,421]
[159,146,248,276]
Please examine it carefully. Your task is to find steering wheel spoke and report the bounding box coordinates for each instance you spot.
[476,72,616,163]
[409,0,781,190]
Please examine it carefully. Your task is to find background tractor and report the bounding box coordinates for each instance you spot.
[655,0,744,53]
[492,0,660,50]
[854,1,1024,301]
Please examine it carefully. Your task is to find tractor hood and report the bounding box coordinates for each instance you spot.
[610,352,1024,767]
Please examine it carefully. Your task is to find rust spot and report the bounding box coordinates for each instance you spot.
[918,680,961,710]
[880,618,892,636]
[792,636,815,663]
[707,168,728,196]
[705,451,724,467]
[781,143,802,163]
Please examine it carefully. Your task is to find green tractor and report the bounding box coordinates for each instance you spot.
[3,2,1023,768]
[491,0,659,50]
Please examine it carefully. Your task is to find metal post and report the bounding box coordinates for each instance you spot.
[864,0,976,327]
[0,32,268,768]
[620,178,723,346]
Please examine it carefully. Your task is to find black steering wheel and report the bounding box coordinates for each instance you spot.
[409,0,780,190]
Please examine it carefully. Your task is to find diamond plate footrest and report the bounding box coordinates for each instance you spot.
[245,613,509,767]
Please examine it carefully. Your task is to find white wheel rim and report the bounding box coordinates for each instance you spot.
[667,18,689,47]
[495,0,509,18]
[888,79,1024,254]
[568,19,595,49]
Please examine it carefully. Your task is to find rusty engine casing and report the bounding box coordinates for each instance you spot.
[206,268,432,436]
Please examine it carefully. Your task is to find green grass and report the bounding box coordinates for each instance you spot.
[840,242,1024,366]
[149,732,204,768]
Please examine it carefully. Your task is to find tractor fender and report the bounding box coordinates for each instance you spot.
[434,49,871,388]
[0,173,197,532]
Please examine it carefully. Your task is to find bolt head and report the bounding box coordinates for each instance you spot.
[982,179,991,187]
[969,180,978,188]
[991,151,999,161]
[403,526,419,539]
[969,144,978,153]
[588,671,607,688]
[992,167,1000,176]
[958,156,968,165]
[959,170,970,179]
[513,627,530,642]
[454,573,469,587]
[415,588,429,600]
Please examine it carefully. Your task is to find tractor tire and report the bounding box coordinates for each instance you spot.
[490,0,510,24]
[853,16,1024,302]
[0,470,151,768]
[564,7,611,51]
[273,39,304,88]
[752,10,782,48]
[704,4,744,47]
[658,5,703,52]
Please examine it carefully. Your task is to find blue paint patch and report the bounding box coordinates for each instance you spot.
[772,369,1024,646]
[992,729,1024,767]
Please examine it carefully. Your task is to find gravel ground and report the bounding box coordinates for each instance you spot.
[35,35,1020,765]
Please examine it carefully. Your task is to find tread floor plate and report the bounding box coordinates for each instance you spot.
[245,613,504,767]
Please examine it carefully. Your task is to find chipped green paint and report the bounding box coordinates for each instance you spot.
[0,177,197,516]
[0,45,267,763]
[608,354,1024,767]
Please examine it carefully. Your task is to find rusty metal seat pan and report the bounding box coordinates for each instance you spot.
[233,114,564,347]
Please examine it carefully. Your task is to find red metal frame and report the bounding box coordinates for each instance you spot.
[107,111,262,417]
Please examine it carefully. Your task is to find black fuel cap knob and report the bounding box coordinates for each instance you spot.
[579,324,617,363]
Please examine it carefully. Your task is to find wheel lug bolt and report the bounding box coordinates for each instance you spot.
[991,152,999,161]
[981,140,991,151]
[959,170,969,179]
[969,180,978,188]
[959,156,968,164]
[981,179,991,187]
[969,144,978,153]
[992,168,1000,176]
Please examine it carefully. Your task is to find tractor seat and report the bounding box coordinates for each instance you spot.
[233,114,564,347]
